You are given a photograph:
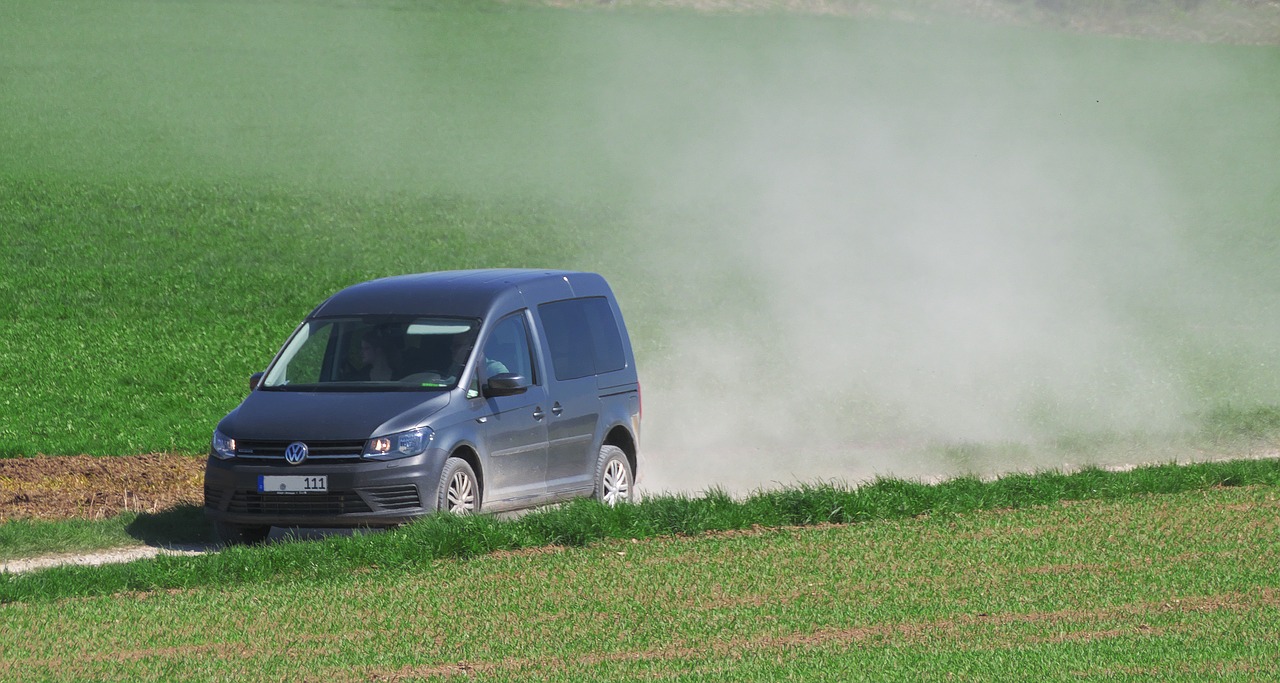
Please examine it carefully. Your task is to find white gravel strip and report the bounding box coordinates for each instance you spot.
[0,528,362,575]
[1,545,211,575]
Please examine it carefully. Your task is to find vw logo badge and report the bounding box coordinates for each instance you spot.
[284,442,309,465]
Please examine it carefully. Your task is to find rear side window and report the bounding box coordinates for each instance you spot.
[538,297,626,381]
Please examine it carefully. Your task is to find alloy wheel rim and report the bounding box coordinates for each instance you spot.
[602,460,630,506]
[447,471,475,513]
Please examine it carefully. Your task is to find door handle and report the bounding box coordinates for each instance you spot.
[551,403,563,416]
[532,407,545,420]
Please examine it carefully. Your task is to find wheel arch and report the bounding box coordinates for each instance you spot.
[448,443,484,495]
[603,424,637,476]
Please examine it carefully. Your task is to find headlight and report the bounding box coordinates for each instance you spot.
[363,427,432,460]
[211,430,237,460]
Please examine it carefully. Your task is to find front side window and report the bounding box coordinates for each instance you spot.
[482,312,536,384]
[261,316,479,391]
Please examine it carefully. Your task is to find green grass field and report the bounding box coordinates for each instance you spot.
[3,480,1279,681]
[2,1,1280,678]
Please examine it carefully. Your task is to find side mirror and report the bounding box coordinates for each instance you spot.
[249,372,264,391]
[484,373,528,397]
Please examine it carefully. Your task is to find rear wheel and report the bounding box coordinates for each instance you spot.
[214,521,271,546]
[436,457,480,514]
[593,445,634,506]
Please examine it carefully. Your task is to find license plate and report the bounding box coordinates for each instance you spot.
[258,475,328,494]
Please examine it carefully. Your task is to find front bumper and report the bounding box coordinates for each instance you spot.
[203,448,447,528]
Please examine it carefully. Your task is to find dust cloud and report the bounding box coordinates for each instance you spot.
[565,17,1280,492]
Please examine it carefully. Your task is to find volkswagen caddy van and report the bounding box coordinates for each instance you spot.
[204,269,641,545]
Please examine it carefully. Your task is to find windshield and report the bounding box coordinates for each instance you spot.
[261,316,479,391]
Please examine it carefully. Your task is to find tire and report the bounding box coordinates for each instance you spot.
[593,445,634,507]
[436,457,480,514]
[214,521,271,547]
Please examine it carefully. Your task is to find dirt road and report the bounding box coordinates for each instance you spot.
[0,454,205,522]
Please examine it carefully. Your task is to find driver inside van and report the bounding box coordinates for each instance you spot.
[359,329,402,381]
[444,332,507,384]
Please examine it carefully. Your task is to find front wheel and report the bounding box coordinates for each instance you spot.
[593,445,634,507]
[436,457,480,514]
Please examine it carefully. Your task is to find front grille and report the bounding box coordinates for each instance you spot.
[235,439,366,464]
[364,485,422,511]
[204,484,229,510]
[228,491,372,516]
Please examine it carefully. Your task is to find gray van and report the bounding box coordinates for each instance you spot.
[204,269,641,545]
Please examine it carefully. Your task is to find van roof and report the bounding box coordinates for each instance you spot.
[309,269,605,318]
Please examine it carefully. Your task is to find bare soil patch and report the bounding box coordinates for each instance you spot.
[0,454,205,522]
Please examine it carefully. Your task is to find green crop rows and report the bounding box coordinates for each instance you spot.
[4,470,1280,681]
[2,1,1280,679]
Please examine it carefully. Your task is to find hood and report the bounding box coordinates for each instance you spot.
[217,389,453,441]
